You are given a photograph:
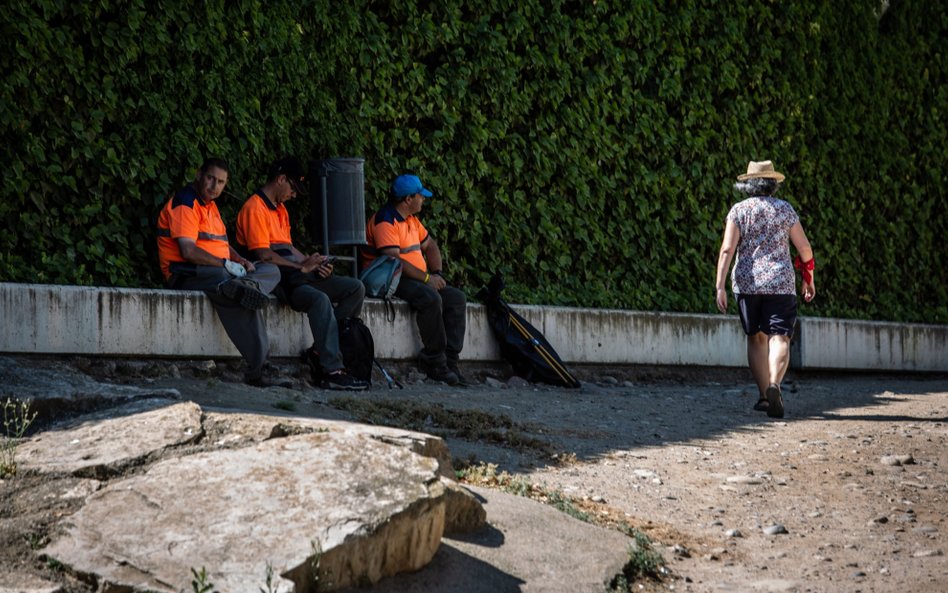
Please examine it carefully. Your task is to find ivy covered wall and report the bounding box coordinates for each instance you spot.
[1,0,945,322]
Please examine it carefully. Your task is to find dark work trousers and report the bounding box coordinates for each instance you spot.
[394,278,466,369]
[287,274,365,372]
[171,263,280,379]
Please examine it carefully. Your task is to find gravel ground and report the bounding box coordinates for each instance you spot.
[3,356,947,593]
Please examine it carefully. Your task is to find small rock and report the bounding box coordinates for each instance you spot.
[896,513,918,523]
[484,377,505,389]
[507,376,530,388]
[726,476,763,485]
[726,529,743,538]
[912,549,943,558]
[591,495,605,503]
[763,524,788,535]
[633,469,658,480]
[671,544,690,558]
[600,376,618,385]
[192,360,217,377]
[881,454,915,466]
[853,571,866,578]
[870,516,889,524]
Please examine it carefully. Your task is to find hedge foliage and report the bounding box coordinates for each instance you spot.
[1,0,945,322]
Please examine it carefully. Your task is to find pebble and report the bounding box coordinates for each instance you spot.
[912,549,943,558]
[671,544,690,558]
[880,454,915,466]
[763,524,788,535]
[726,529,743,538]
[591,495,605,503]
[870,516,889,525]
[633,469,658,479]
[506,376,530,388]
[895,513,918,523]
[726,476,764,485]
[484,377,505,389]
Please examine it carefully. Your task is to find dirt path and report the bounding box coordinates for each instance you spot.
[3,358,948,593]
[316,368,948,593]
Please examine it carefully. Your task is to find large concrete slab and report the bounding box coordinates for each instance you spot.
[19,399,201,478]
[339,485,634,593]
[43,431,447,593]
[202,411,454,477]
[2,282,946,371]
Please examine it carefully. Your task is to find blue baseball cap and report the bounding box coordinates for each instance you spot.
[391,174,433,199]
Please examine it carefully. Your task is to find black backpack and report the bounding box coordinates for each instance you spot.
[476,273,581,388]
[338,317,375,383]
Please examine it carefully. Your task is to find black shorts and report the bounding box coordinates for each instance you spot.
[737,294,797,336]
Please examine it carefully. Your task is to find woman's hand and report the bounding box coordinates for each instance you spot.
[716,288,728,313]
[802,281,816,303]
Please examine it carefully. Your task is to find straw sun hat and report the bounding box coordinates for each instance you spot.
[737,160,785,182]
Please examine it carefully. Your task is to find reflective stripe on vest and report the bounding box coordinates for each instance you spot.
[198,231,228,242]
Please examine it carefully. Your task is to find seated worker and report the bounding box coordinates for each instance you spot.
[236,156,368,391]
[363,174,466,385]
[156,157,285,387]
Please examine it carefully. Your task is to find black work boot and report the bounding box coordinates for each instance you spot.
[301,345,323,385]
[424,364,459,385]
[446,358,470,386]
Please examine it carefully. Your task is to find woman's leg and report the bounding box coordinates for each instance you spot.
[768,334,792,386]
[747,332,770,397]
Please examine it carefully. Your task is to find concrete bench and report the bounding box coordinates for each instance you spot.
[1,282,945,372]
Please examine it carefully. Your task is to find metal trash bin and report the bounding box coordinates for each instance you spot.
[309,157,367,250]
[308,157,367,276]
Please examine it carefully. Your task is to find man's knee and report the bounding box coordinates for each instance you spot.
[294,287,332,313]
[343,276,366,302]
[442,286,466,308]
[413,285,443,310]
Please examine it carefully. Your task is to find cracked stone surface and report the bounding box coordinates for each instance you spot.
[18,399,202,478]
[42,431,447,593]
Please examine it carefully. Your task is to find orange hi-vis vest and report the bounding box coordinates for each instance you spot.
[156,185,230,280]
[236,190,293,255]
[363,203,428,272]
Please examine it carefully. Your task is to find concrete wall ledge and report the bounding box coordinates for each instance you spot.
[1,282,945,372]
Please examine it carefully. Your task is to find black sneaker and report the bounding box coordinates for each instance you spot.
[766,383,784,418]
[321,370,369,391]
[219,278,270,310]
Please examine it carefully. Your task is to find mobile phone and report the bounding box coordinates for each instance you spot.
[322,256,336,266]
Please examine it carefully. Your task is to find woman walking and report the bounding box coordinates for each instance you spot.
[715,160,816,418]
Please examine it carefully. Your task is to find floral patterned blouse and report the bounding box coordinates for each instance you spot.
[726,196,799,295]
